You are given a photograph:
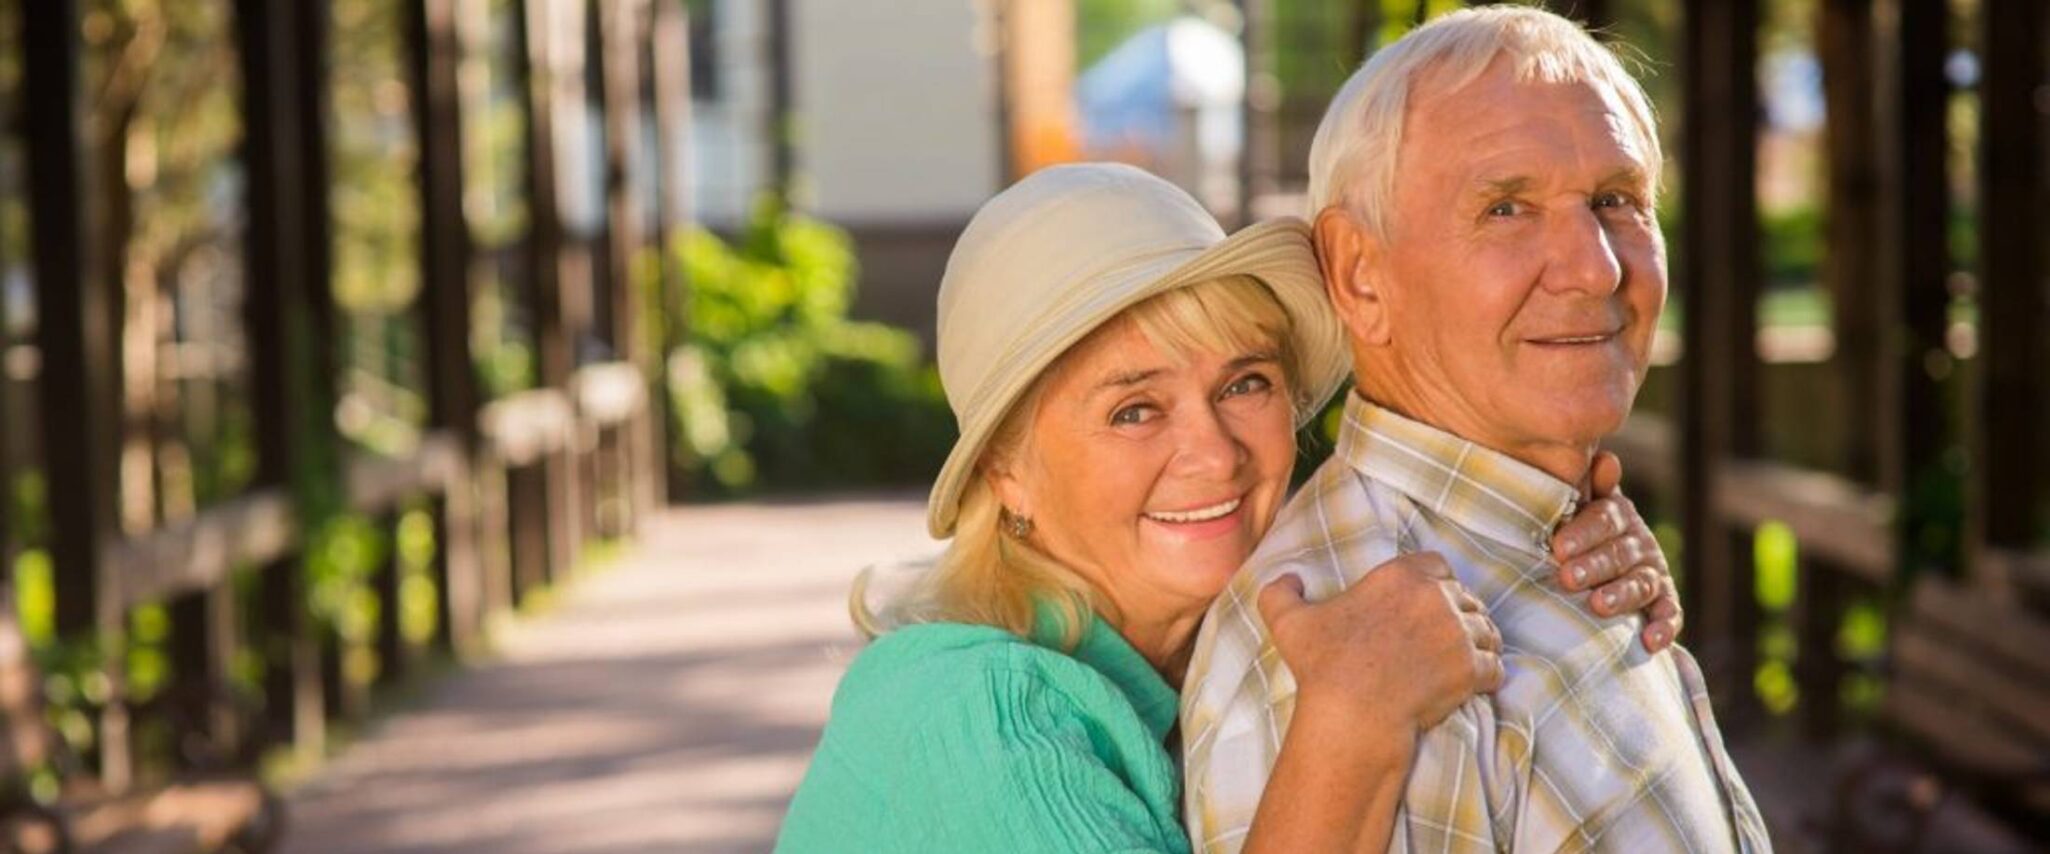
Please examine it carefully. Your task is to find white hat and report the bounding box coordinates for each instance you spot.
[927,163,1352,538]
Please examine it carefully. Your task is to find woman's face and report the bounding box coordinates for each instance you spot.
[991,317,1298,627]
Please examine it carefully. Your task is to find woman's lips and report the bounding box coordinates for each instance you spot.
[1142,496,1247,541]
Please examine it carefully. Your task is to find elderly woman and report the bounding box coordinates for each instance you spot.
[776,164,1678,853]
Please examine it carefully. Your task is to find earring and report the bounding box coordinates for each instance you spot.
[1002,509,1034,539]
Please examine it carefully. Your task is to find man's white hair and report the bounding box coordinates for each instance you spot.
[1305,5,1663,237]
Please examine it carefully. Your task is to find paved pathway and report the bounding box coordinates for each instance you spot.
[281,494,935,853]
[276,491,1826,853]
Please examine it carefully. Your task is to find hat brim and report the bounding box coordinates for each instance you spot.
[926,217,1352,538]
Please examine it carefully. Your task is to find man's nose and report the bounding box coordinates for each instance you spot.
[1542,205,1624,296]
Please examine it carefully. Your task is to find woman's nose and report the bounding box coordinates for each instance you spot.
[1173,405,1248,478]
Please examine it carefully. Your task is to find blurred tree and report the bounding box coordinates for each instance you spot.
[78,0,249,525]
[1077,0,1180,69]
[329,0,428,456]
[668,197,953,496]
[458,0,538,400]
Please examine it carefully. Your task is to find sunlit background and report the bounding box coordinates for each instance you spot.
[0,0,2044,851]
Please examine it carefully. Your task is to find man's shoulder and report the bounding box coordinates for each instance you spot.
[1237,456,1413,596]
[1181,458,1416,700]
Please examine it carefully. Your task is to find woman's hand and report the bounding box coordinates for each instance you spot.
[1243,553,1501,854]
[1257,552,1503,734]
[1550,451,1684,653]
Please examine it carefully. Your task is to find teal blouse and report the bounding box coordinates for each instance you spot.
[776,610,1189,853]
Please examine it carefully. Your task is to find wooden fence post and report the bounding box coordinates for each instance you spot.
[518,0,587,583]
[23,0,113,645]
[237,0,335,762]
[1976,0,2047,589]
[651,0,694,503]
[410,0,486,657]
[1680,0,1764,718]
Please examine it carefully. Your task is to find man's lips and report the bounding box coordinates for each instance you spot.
[1525,329,1621,345]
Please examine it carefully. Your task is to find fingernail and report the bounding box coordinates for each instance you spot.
[1648,628,1665,647]
[1559,536,1577,554]
[1602,590,1617,609]
[1571,565,1588,586]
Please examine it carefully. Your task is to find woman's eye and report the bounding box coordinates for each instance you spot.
[1111,405,1155,426]
[1222,373,1273,398]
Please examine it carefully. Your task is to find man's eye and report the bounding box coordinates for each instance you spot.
[1592,191,1637,210]
[1486,201,1519,217]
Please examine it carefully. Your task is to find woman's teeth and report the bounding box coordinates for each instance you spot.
[1145,498,1241,524]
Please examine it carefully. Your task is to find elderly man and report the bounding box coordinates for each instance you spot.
[1180,7,1771,853]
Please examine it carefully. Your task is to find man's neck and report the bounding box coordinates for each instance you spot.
[1354,370,1597,490]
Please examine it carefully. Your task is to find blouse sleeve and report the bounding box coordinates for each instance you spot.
[805,662,1183,854]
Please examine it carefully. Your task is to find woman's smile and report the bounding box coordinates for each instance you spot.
[1142,495,1250,541]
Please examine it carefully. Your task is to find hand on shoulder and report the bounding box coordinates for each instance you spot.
[1256,552,1503,736]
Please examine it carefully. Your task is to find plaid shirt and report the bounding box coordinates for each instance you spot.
[1180,394,1771,853]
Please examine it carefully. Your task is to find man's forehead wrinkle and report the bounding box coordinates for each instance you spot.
[1455,89,1650,177]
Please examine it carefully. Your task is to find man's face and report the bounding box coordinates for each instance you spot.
[1364,62,1665,463]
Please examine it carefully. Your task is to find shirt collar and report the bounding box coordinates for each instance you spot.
[1031,603,1179,744]
[1334,393,1581,557]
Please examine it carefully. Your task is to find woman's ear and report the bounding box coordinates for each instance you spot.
[1312,205,1393,348]
[984,458,1031,521]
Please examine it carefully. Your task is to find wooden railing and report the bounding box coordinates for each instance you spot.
[13,0,693,791]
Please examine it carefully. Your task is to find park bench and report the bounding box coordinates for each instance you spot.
[0,586,283,853]
[1832,576,2049,853]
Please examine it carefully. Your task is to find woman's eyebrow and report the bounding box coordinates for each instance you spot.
[1227,352,1279,371]
[1092,368,1165,393]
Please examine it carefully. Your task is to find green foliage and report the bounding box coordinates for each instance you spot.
[667,197,954,496]
[1289,391,1349,488]
[396,507,439,646]
[13,548,55,644]
[1761,205,1823,289]
[1077,0,1181,69]
[1753,520,1798,611]
[305,514,387,646]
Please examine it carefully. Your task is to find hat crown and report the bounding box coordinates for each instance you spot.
[935,164,1226,419]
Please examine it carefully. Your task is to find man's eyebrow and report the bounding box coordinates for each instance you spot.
[1472,175,1534,198]
[1598,166,1654,191]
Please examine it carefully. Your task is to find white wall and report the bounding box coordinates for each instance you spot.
[689,0,776,227]
[790,0,1001,224]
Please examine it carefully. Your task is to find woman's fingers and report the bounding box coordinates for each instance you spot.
[1462,610,1501,653]
[1449,583,1486,614]
[1588,450,1623,498]
[1473,648,1506,693]
[1559,525,1658,592]
[1592,564,1664,615]
[1551,494,1635,567]
[1641,574,1684,652]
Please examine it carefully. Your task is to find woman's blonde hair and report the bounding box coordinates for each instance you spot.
[853,275,1299,647]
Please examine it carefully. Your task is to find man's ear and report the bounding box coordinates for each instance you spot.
[1312,205,1393,347]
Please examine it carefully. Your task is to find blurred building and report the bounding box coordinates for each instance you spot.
[686,0,1249,346]
[1076,16,1244,214]
[687,0,1011,344]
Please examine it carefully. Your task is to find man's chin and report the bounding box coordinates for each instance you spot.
[1530,400,1634,449]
